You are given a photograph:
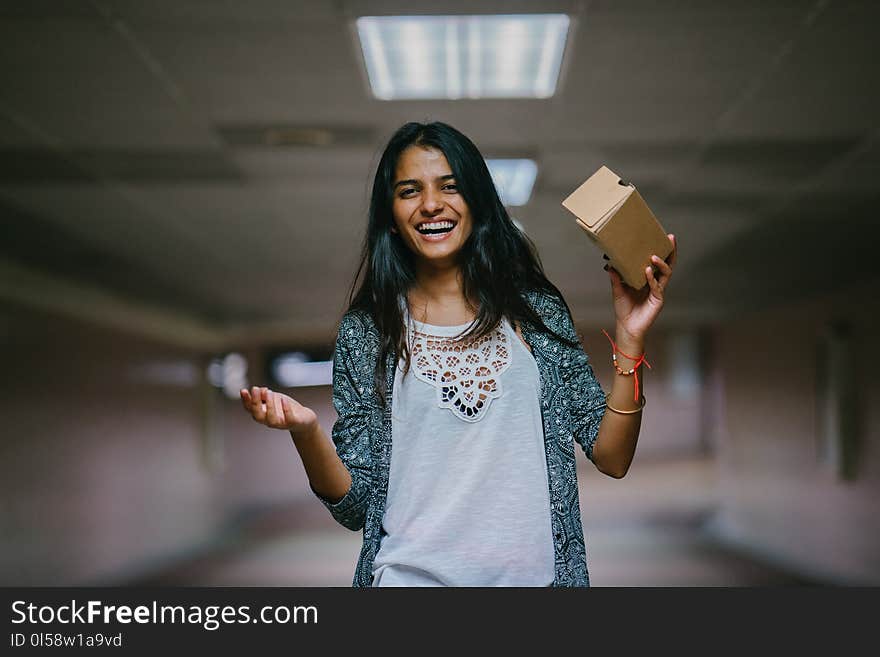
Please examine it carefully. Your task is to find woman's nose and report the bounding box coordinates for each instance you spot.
[420,190,444,214]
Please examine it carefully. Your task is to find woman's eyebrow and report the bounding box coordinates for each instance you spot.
[393,174,455,189]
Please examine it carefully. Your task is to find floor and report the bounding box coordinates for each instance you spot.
[121,456,813,587]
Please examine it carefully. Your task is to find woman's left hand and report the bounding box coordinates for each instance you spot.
[607,233,677,343]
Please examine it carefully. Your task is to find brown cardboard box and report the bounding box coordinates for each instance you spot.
[562,165,673,289]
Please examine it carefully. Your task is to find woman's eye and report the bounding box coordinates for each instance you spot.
[443,183,458,192]
[399,188,417,198]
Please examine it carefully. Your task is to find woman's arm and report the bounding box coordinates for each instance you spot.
[288,421,351,503]
[591,332,645,478]
[591,234,677,478]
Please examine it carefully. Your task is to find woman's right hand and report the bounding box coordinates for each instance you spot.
[240,386,318,434]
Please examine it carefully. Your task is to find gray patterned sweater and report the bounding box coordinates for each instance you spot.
[314,289,607,587]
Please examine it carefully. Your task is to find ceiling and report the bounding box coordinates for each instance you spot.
[1,0,878,350]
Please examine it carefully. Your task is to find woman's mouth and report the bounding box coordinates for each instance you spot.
[415,219,457,242]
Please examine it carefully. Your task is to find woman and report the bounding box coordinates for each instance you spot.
[240,121,677,587]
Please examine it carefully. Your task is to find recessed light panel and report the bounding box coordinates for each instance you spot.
[486,159,538,206]
[357,14,570,100]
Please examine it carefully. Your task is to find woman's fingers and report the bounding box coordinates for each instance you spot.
[651,254,673,280]
[606,265,625,299]
[265,390,279,425]
[651,234,675,293]
[646,264,662,299]
[240,387,290,428]
[274,393,285,425]
[266,390,287,427]
[241,386,300,429]
[253,386,267,422]
[666,234,677,267]
[281,396,295,425]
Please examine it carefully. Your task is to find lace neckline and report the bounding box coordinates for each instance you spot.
[403,308,512,423]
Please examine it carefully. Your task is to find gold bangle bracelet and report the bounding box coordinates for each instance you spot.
[605,393,646,415]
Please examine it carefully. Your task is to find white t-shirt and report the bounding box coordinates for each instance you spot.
[371,311,555,587]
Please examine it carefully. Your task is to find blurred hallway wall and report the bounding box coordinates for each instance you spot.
[0,302,337,585]
[709,280,880,584]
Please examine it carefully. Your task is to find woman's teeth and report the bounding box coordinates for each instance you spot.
[416,221,455,235]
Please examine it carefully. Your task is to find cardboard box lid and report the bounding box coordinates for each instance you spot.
[561,165,633,229]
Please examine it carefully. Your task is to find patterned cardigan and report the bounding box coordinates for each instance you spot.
[314,289,608,587]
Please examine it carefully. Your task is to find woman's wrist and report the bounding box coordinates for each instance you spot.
[613,331,645,367]
[614,320,644,343]
[290,420,321,444]
[603,327,651,401]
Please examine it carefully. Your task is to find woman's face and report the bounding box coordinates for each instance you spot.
[391,145,473,269]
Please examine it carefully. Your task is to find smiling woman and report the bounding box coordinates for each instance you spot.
[240,121,677,588]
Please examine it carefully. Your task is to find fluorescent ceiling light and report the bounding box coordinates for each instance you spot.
[486,159,538,206]
[357,14,570,100]
[272,353,333,388]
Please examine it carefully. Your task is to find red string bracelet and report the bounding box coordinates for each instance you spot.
[602,329,652,402]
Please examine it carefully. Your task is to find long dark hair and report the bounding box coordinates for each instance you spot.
[347,121,578,405]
